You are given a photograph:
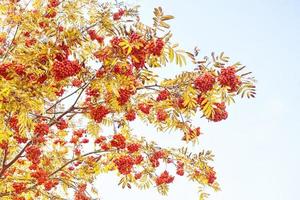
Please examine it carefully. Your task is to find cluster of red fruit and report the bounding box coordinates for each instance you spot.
[113,154,143,175]
[7,116,28,144]
[197,94,228,122]
[206,168,217,184]
[156,90,170,101]
[194,66,241,94]
[194,72,216,93]
[48,0,60,8]
[70,129,87,145]
[138,103,152,114]
[88,30,104,44]
[182,127,201,141]
[89,105,110,123]
[113,64,133,76]
[149,150,166,168]
[218,66,241,92]
[12,182,26,194]
[176,161,184,176]
[0,63,26,80]
[117,88,134,105]
[147,38,165,56]
[56,119,68,130]
[74,184,90,200]
[125,110,136,121]
[25,145,42,164]
[155,171,174,186]
[156,109,168,122]
[110,134,126,149]
[52,59,81,81]
[211,102,228,122]
[113,9,125,21]
[32,123,50,143]
[30,168,58,190]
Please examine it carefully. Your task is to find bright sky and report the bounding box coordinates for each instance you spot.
[95,1,300,199]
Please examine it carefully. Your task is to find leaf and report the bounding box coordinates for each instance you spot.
[168,46,174,62]
[161,15,174,21]
[33,0,43,9]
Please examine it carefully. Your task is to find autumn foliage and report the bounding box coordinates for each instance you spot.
[0,0,256,199]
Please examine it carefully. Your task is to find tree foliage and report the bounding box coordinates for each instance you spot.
[0,0,256,199]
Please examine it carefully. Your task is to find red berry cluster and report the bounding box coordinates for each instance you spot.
[138,103,152,114]
[194,72,216,93]
[211,102,228,122]
[52,59,81,81]
[74,183,89,200]
[30,168,48,185]
[9,116,19,132]
[88,29,104,44]
[176,161,184,176]
[45,9,57,18]
[48,0,59,7]
[12,182,26,194]
[218,66,241,92]
[56,119,68,130]
[94,136,106,144]
[150,150,166,168]
[86,87,99,97]
[156,90,170,101]
[90,105,110,123]
[110,134,126,149]
[34,123,49,136]
[113,64,133,76]
[113,9,125,20]
[25,145,42,164]
[0,63,27,80]
[182,127,201,141]
[127,143,140,153]
[147,38,165,56]
[114,155,135,175]
[0,63,10,79]
[117,88,133,105]
[70,129,86,144]
[125,110,136,121]
[206,168,217,184]
[71,79,82,87]
[43,179,59,191]
[156,109,168,122]
[155,171,174,186]
[174,97,186,109]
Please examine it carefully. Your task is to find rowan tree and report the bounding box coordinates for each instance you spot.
[0,0,256,199]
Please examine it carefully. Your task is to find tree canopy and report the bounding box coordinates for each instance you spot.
[0,0,255,199]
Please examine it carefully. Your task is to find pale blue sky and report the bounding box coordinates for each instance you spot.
[96,1,300,199]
